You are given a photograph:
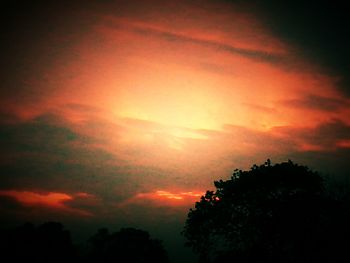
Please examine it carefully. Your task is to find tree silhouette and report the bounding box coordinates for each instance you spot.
[86,227,168,263]
[0,222,75,263]
[183,160,350,263]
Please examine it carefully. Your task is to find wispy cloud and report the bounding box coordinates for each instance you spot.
[283,95,349,112]
[101,17,288,66]
[0,190,94,216]
[271,119,350,152]
[118,190,203,207]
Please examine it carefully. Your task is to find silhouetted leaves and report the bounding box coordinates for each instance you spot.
[0,222,75,263]
[0,223,168,263]
[86,227,168,263]
[183,160,350,263]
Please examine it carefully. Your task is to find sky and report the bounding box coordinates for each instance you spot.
[1,0,350,262]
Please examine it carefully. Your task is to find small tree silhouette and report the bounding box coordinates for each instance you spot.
[0,222,75,262]
[87,227,168,263]
[183,160,350,263]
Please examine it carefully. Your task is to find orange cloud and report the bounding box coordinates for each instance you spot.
[0,190,92,216]
[0,190,71,207]
[155,191,202,200]
[336,140,350,149]
[119,190,203,207]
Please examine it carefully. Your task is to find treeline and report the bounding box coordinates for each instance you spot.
[0,222,169,263]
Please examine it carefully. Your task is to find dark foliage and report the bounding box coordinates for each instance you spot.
[183,160,350,263]
[0,223,168,263]
[86,227,169,263]
[0,222,75,262]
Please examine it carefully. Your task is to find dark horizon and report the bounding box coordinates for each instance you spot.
[2,160,350,263]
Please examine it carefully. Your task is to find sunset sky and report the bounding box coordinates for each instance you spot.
[1,1,349,262]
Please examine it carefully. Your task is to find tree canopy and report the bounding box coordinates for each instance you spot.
[0,223,168,263]
[0,222,75,263]
[183,160,350,263]
[86,227,168,263]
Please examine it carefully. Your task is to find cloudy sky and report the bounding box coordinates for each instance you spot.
[1,0,349,261]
